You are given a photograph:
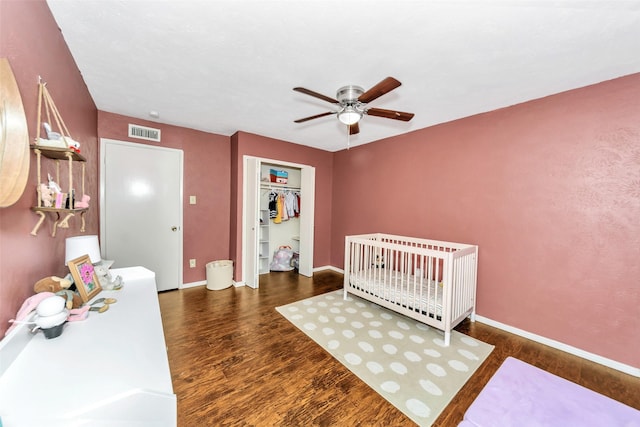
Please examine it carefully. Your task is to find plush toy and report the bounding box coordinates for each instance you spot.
[94,264,123,290]
[5,277,89,337]
[374,255,385,269]
[63,136,81,153]
[34,276,83,309]
[39,183,54,207]
[75,194,90,208]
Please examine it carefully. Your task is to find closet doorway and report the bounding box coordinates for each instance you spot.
[242,156,315,288]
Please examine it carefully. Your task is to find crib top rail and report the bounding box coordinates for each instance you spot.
[346,233,477,258]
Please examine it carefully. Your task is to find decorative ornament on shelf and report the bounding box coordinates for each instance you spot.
[38,183,53,207]
[75,194,90,208]
[38,122,81,153]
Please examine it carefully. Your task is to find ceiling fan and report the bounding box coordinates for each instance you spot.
[293,76,415,135]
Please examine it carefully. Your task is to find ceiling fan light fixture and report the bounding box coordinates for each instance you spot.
[338,105,362,125]
[294,78,413,135]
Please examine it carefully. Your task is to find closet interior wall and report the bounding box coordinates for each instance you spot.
[260,163,301,274]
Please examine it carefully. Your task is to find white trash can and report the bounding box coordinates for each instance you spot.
[206,260,233,290]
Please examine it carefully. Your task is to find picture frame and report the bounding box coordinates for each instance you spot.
[68,254,102,303]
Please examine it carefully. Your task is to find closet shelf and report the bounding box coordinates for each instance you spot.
[259,209,270,274]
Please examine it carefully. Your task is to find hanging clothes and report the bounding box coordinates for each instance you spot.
[265,187,301,224]
[274,193,283,224]
[268,191,277,218]
[281,192,289,221]
[284,191,296,218]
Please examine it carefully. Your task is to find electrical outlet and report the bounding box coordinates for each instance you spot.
[189,259,196,268]
[189,195,196,205]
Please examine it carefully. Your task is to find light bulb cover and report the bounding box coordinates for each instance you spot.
[338,106,362,125]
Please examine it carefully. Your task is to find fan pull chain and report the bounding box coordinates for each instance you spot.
[347,126,350,150]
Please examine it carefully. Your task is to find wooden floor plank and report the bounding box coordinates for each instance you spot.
[158,270,639,426]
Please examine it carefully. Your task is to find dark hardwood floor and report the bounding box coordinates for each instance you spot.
[158,270,639,426]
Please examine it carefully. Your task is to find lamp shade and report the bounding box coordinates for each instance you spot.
[65,235,102,265]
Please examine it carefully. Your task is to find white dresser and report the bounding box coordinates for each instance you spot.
[0,267,176,426]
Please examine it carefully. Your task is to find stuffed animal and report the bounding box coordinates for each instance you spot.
[63,137,81,153]
[39,183,54,207]
[94,264,123,290]
[34,276,83,309]
[374,255,385,269]
[75,194,90,208]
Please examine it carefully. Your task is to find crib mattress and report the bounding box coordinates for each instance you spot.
[348,269,444,316]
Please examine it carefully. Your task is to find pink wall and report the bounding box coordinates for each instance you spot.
[0,0,99,336]
[230,132,334,281]
[97,112,231,285]
[331,74,640,367]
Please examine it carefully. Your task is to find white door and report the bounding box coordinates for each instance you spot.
[298,166,315,277]
[100,139,183,291]
[243,156,259,288]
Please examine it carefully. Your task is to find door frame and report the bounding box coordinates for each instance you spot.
[242,155,315,288]
[99,138,184,290]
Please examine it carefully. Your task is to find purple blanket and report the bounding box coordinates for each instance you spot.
[461,357,640,427]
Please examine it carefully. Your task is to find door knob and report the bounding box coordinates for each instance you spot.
[171,226,178,232]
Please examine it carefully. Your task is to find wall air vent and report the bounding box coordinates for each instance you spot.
[128,124,161,142]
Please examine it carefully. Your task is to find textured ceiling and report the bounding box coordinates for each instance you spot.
[46,0,640,152]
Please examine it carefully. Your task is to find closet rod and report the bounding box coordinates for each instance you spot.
[260,184,301,191]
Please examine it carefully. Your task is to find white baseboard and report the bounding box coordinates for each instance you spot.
[180,280,206,289]
[314,265,343,274]
[475,315,639,378]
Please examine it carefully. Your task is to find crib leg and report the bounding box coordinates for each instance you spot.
[444,330,451,347]
[470,310,477,322]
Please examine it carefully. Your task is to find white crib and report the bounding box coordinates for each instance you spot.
[343,233,478,346]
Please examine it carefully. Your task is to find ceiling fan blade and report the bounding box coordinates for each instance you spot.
[358,77,402,104]
[294,111,335,123]
[293,87,338,104]
[349,122,360,135]
[366,107,414,122]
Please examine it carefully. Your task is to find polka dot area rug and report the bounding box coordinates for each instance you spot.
[276,290,494,426]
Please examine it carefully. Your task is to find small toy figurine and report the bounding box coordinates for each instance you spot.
[47,173,62,193]
[39,183,54,207]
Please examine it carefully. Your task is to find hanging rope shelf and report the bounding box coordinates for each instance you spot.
[30,77,88,237]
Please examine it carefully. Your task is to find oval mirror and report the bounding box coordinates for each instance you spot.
[0,58,30,208]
